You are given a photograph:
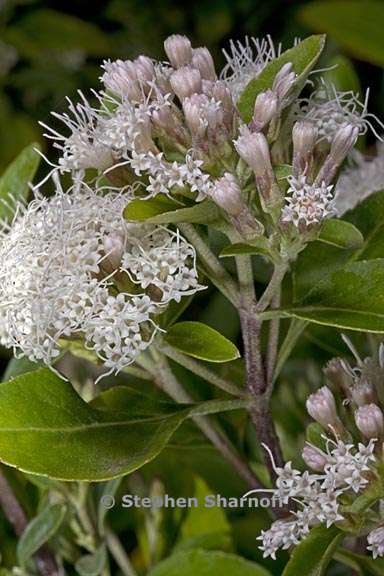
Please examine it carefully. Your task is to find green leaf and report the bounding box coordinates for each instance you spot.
[164,321,241,362]
[179,477,231,541]
[147,549,272,576]
[0,143,40,222]
[317,219,364,249]
[238,35,326,122]
[75,546,107,576]
[0,369,249,480]
[293,190,384,300]
[17,503,66,567]
[300,1,384,67]
[220,239,270,258]
[279,259,384,332]
[336,548,384,576]
[282,525,343,576]
[124,197,219,225]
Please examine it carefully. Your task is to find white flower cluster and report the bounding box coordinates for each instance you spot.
[257,439,376,559]
[0,180,202,374]
[335,144,384,215]
[297,84,383,143]
[281,175,335,227]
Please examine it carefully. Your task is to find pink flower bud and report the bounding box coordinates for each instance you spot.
[164,34,192,68]
[306,386,340,429]
[210,172,243,216]
[192,47,217,80]
[292,121,318,177]
[302,443,328,472]
[272,62,296,101]
[170,66,202,101]
[134,55,155,84]
[355,403,384,439]
[250,90,278,132]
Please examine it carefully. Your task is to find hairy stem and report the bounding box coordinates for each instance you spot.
[234,254,284,476]
[0,469,62,576]
[159,342,245,397]
[148,350,263,489]
[179,223,240,307]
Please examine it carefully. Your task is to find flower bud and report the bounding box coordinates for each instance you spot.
[292,121,318,177]
[134,55,155,84]
[234,130,279,206]
[272,62,296,102]
[306,386,340,430]
[315,124,360,186]
[209,173,242,215]
[302,443,328,472]
[250,90,278,132]
[212,81,235,128]
[183,94,207,138]
[330,124,360,165]
[192,47,217,81]
[323,358,354,397]
[351,378,377,407]
[355,403,384,439]
[170,66,202,101]
[209,173,263,238]
[101,59,142,101]
[164,34,192,68]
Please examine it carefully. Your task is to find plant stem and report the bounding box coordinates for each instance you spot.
[0,469,62,576]
[256,263,288,313]
[234,254,284,477]
[158,342,245,397]
[179,223,240,307]
[105,527,138,576]
[148,350,263,489]
[266,288,281,391]
[273,319,308,383]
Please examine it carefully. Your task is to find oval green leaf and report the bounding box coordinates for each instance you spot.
[283,259,384,332]
[17,503,66,567]
[282,525,343,576]
[238,35,326,122]
[0,369,248,480]
[164,321,241,362]
[148,549,272,576]
[124,198,219,225]
[317,219,364,249]
[0,142,41,222]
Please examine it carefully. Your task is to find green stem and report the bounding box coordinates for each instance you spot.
[266,287,281,392]
[105,527,137,576]
[158,342,245,397]
[256,263,288,313]
[273,319,308,383]
[179,223,240,307]
[148,350,263,489]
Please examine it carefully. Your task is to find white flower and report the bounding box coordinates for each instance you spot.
[40,93,114,172]
[0,177,203,374]
[281,175,335,227]
[368,526,384,558]
[220,36,282,100]
[257,438,376,559]
[297,84,384,143]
